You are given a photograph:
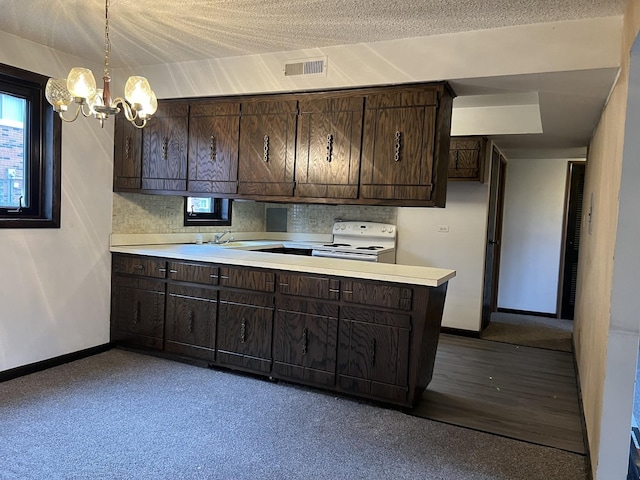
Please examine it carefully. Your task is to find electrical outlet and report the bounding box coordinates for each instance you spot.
[438,225,450,233]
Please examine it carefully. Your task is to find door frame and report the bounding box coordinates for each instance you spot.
[556,160,586,319]
[481,146,507,329]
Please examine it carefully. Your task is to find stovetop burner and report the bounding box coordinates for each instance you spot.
[356,246,384,250]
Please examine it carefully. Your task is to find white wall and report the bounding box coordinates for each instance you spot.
[0,31,113,372]
[397,181,490,331]
[497,158,572,314]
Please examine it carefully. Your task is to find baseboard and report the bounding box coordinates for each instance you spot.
[440,327,480,338]
[0,343,113,383]
[572,334,594,479]
[497,308,557,319]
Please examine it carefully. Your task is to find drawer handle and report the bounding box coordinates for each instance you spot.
[394,131,402,162]
[370,338,376,367]
[162,137,169,160]
[210,135,217,162]
[158,268,167,273]
[169,269,178,274]
[263,135,269,162]
[209,274,219,279]
[279,283,288,287]
[302,328,308,355]
[188,311,194,333]
[220,275,230,280]
[328,288,339,293]
[133,264,144,271]
[240,319,246,343]
[343,290,353,294]
[133,301,140,324]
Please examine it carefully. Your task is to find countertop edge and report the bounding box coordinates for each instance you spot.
[110,244,456,288]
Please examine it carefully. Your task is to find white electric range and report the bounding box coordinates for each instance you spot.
[311,221,397,263]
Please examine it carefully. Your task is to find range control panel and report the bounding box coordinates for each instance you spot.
[332,221,396,239]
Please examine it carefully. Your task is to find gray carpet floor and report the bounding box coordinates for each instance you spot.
[481,312,573,352]
[0,349,587,479]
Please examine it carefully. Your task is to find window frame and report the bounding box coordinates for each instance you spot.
[0,63,61,228]
[183,197,232,227]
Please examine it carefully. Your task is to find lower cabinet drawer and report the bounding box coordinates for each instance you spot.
[112,254,167,279]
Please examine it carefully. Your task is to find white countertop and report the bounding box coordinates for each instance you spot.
[110,241,456,287]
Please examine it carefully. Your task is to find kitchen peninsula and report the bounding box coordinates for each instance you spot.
[110,241,455,408]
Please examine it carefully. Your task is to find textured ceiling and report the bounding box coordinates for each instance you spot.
[0,0,626,67]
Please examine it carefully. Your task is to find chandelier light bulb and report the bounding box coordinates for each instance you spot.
[45,78,73,111]
[66,67,97,101]
[138,90,158,118]
[124,76,153,108]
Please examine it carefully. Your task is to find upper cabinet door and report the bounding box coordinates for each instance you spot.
[188,100,240,194]
[360,86,452,205]
[295,95,363,199]
[142,101,189,192]
[113,112,142,191]
[238,99,297,197]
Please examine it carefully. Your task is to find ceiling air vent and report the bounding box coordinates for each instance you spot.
[283,57,327,77]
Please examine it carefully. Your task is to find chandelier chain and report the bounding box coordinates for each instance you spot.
[103,0,111,79]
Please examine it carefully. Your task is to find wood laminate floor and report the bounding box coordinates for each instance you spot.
[412,334,585,454]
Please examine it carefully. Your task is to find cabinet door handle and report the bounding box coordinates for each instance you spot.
[240,319,246,343]
[187,311,194,333]
[133,301,140,324]
[394,131,402,162]
[370,338,377,367]
[302,328,308,355]
[326,133,333,163]
[125,137,131,160]
[162,137,169,160]
[263,135,269,162]
[210,135,217,162]
[133,264,144,271]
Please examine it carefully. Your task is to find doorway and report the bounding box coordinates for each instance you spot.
[558,161,586,320]
[481,146,506,329]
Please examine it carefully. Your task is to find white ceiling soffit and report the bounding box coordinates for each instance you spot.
[451,92,542,136]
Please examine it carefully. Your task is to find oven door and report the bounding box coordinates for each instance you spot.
[311,249,379,262]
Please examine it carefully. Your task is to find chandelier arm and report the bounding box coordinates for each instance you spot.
[80,103,93,118]
[131,118,147,129]
[57,106,82,123]
[112,97,137,122]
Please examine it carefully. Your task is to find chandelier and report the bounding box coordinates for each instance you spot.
[44,0,157,129]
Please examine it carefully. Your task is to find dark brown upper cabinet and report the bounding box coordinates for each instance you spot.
[113,112,142,190]
[188,100,240,194]
[238,98,297,197]
[360,84,453,206]
[142,101,189,192]
[448,136,487,183]
[295,95,363,199]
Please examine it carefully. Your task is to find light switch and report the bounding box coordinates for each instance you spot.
[438,225,450,233]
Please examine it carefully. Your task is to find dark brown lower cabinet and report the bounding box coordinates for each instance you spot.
[337,306,411,404]
[273,298,338,387]
[111,275,165,350]
[165,284,217,361]
[110,253,450,408]
[217,290,274,373]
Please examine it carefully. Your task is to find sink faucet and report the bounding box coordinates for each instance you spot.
[213,229,232,244]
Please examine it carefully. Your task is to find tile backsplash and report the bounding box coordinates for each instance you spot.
[112,193,397,235]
